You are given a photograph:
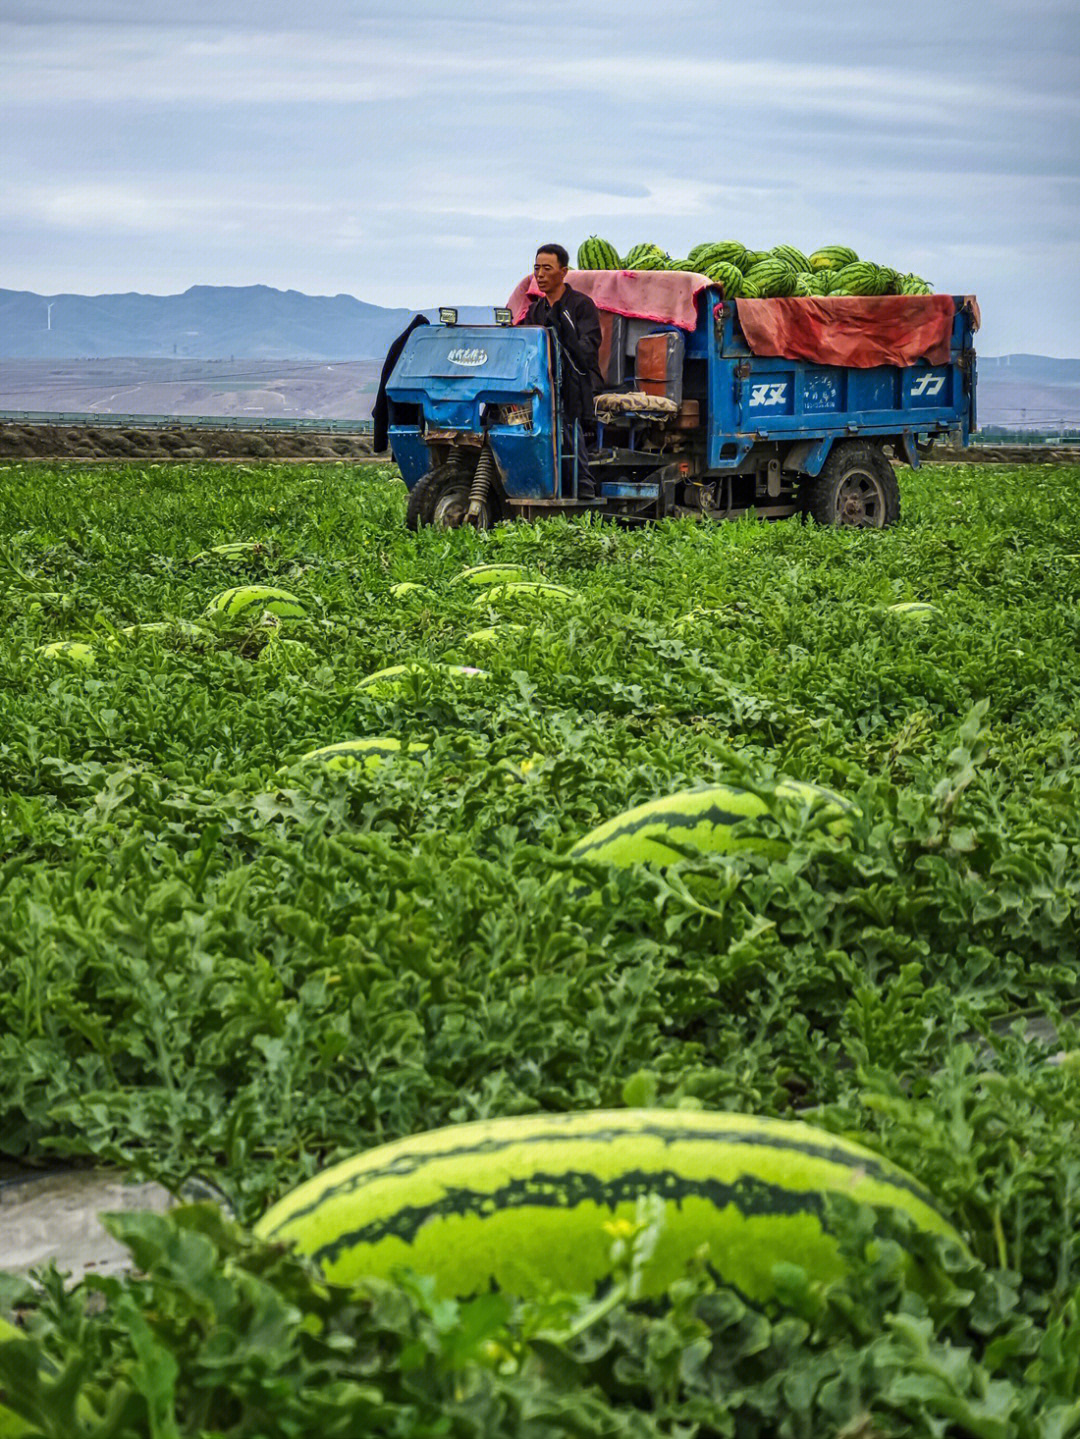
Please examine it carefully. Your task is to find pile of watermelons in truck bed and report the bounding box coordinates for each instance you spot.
[577,235,935,298]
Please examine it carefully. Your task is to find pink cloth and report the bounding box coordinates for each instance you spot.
[736,295,959,369]
[507,269,710,331]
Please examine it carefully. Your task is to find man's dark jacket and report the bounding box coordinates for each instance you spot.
[371,313,429,452]
[522,285,604,433]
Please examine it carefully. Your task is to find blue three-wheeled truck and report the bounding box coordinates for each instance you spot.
[384,275,978,531]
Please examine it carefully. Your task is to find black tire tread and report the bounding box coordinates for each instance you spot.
[805,441,900,528]
[405,464,459,531]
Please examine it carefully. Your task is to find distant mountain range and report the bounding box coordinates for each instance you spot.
[0,285,458,362]
[0,287,1077,427]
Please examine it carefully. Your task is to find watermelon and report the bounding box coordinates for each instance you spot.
[577,236,621,270]
[832,262,890,296]
[702,260,743,297]
[357,662,489,697]
[626,253,669,272]
[452,563,530,587]
[667,259,708,273]
[297,737,429,770]
[571,781,855,867]
[685,243,715,266]
[887,601,939,619]
[794,271,829,297]
[623,243,668,268]
[692,241,748,271]
[898,274,934,295]
[186,541,267,564]
[737,249,771,273]
[119,618,206,640]
[770,245,812,273]
[809,246,859,271]
[389,581,434,599]
[255,1109,961,1302]
[35,640,95,667]
[204,586,306,625]
[739,279,762,299]
[463,624,526,645]
[474,581,576,607]
[743,260,799,298]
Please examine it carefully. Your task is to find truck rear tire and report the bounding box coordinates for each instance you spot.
[804,442,900,528]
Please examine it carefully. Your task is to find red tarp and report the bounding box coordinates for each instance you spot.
[507,269,709,331]
[736,295,961,369]
[507,274,977,369]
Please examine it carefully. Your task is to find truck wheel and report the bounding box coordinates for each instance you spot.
[405,465,468,530]
[406,464,498,530]
[805,442,900,528]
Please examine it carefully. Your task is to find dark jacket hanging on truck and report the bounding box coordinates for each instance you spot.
[522,286,603,433]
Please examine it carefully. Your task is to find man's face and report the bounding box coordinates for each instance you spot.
[534,251,567,296]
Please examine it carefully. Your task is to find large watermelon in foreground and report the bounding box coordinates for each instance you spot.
[255,1109,962,1301]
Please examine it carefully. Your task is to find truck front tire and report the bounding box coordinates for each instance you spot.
[805,442,900,528]
[405,464,498,530]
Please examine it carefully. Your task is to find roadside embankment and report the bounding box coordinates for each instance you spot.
[0,421,377,462]
[1,422,1076,467]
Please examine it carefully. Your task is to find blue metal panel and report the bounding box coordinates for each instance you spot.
[388,431,430,487]
[489,429,556,500]
[600,482,660,499]
[703,294,977,472]
[387,325,558,499]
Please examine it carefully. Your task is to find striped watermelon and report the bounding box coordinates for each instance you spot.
[739,279,762,299]
[475,580,575,607]
[692,241,748,271]
[737,249,771,273]
[702,260,743,296]
[809,246,859,271]
[463,624,526,646]
[389,581,434,599]
[794,271,829,297]
[204,585,306,624]
[187,540,268,565]
[832,263,890,296]
[452,563,530,587]
[120,618,207,640]
[743,260,798,298]
[898,274,934,295]
[35,639,96,666]
[298,737,429,769]
[255,1109,961,1302]
[685,243,717,266]
[815,268,842,295]
[357,662,489,697]
[667,259,708,273]
[888,601,939,620]
[770,245,811,273]
[577,236,621,270]
[624,243,668,268]
[625,252,668,272]
[571,781,855,866]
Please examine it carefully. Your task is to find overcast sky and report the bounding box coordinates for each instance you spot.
[2,0,1078,355]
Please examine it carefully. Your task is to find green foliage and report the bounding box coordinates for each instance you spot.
[1,458,1079,1426]
[2,1202,1079,1437]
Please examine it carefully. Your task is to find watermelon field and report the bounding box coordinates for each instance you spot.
[1,456,1079,1436]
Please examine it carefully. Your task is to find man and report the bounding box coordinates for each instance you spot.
[522,244,603,498]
